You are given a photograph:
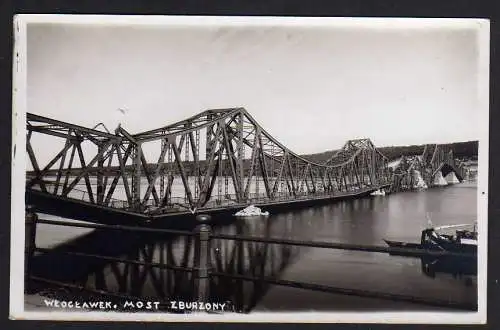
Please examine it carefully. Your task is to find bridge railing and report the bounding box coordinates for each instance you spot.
[25,213,477,312]
[31,185,132,209]
[142,184,391,214]
[30,179,390,215]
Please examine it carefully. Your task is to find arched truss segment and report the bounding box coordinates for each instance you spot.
[26,108,392,214]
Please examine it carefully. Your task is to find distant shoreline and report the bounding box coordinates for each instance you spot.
[26,141,478,177]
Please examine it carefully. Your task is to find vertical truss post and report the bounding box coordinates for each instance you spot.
[167,143,173,206]
[224,144,229,201]
[206,114,217,202]
[342,167,349,191]
[62,144,77,193]
[257,134,271,199]
[256,154,260,199]
[271,144,275,188]
[132,142,142,210]
[97,143,105,204]
[217,149,223,204]
[160,137,166,201]
[185,132,190,204]
[194,130,200,199]
[237,111,244,202]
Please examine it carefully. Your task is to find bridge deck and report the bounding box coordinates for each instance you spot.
[26,184,390,226]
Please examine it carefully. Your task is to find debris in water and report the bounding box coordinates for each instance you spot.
[234,205,270,217]
[370,189,386,196]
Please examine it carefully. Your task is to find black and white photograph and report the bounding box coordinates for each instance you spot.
[10,15,489,323]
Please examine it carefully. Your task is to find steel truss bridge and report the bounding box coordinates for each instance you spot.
[25,107,463,222]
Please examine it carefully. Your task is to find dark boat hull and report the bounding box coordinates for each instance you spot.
[383,239,423,257]
[383,239,422,250]
[383,239,476,255]
[384,225,478,278]
[383,239,477,277]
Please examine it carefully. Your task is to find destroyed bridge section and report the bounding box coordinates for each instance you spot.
[389,144,466,191]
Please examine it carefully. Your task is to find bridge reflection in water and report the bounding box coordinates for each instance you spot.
[29,216,304,313]
[27,202,477,313]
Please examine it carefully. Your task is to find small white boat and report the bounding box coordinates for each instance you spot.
[234,205,270,217]
[370,189,386,196]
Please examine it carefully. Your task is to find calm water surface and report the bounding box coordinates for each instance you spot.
[30,182,478,312]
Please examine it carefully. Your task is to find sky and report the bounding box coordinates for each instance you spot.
[27,19,482,157]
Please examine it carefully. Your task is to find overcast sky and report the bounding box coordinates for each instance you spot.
[27,19,481,155]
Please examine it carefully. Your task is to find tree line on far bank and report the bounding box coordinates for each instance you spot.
[302,140,478,163]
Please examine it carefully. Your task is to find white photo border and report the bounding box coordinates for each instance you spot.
[10,14,490,324]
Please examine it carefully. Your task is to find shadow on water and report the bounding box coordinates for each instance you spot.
[27,185,478,312]
[420,255,477,281]
[28,214,304,313]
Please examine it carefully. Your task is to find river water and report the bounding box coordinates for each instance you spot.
[29,181,478,312]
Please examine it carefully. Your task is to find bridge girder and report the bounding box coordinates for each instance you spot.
[26,108,392,215]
